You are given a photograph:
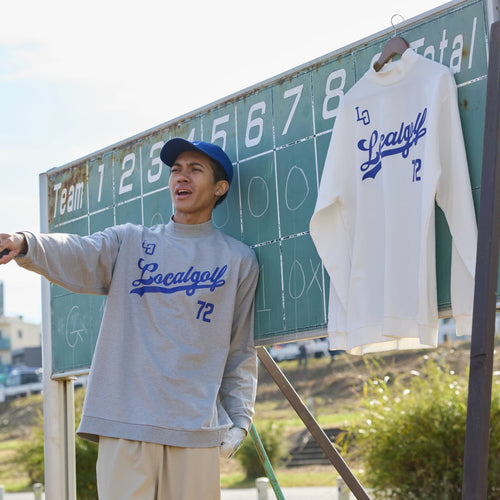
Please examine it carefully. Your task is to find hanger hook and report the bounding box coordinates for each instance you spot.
[391,14,406,37]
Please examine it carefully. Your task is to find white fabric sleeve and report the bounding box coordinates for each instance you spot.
[310,107,354,331]
[435,71,478,335]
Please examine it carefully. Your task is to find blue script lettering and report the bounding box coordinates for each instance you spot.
[357,108,427,180]
[130,259,227,296]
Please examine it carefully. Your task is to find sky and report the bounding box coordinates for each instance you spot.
[0,0,448,324]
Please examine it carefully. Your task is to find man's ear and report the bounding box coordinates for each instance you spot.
[215,180,229,197]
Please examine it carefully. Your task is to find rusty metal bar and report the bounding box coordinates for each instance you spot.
[462,20,500,500]
[257,347,370,500]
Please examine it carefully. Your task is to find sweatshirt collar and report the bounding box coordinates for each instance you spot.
[366,48,419,86]
[167,218,215,238]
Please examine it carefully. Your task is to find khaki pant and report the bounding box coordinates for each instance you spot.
[97,437,221,500]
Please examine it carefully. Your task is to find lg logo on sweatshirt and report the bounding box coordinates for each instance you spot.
[142,241,156,255]
[356,108,427,180]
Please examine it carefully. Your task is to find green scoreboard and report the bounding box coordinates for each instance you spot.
[42,0,492,376]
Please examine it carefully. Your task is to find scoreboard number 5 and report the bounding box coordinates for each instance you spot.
[211,115,230,151]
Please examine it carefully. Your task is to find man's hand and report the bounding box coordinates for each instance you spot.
[0,233,27,264]
[220,427,247,459]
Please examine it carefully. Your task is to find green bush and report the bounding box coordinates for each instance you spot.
[15,389,98,499]
[15,409,44,485]
[352,357,500,499]
[236,421,288,479]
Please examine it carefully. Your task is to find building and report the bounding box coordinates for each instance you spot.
[0,281,42,369]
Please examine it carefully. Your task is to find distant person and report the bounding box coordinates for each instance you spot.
[0,138,260,500]
[329,349,345,364]
[329,349,337,364]
[298,343,308,368]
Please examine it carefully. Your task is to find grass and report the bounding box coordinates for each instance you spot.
[0,340,483,492]
[274,467,339,487]
[218,355,369,489]
[0,385,350,492]
[220,340,481,489]
[0,396,44,492]
[253,399,362,428]
[221,467,340,489]
[0,439,24,451]
[220,472,253,489]
[0,433,32,491]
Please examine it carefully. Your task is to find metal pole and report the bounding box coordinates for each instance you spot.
[257,347,370,500]
[39,174,77,500]
[249,424,285,500]
[64,379,77,500]
[39,173,66,500]
[462,20,500,500]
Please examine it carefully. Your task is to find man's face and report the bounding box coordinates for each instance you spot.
[168,150,228,224]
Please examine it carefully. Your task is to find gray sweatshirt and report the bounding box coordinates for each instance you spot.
[17,220,259,447]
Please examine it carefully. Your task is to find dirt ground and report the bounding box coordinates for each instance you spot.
[256,339,478,413]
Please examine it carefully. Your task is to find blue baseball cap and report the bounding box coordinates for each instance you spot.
[160,138,234,185]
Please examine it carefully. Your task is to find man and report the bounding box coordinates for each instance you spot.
[0,138,259,499]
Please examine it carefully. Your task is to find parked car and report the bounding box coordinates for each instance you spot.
[268,338,343,363]
[0,367,43,402]
[74,374,89,389]
[308,337,346,360]
[268,342,302,362]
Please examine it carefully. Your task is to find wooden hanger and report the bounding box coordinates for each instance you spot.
[373,14,409,72]
[373,36,409,71]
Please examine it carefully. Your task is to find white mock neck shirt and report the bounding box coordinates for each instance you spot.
[310,49,477,354]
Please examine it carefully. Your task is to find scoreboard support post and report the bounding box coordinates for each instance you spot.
[462,20,500,500]
[257,347,371,499]
[40,173,77,500]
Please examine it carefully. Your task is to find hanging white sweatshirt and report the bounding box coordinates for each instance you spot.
[310,48,477,354]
